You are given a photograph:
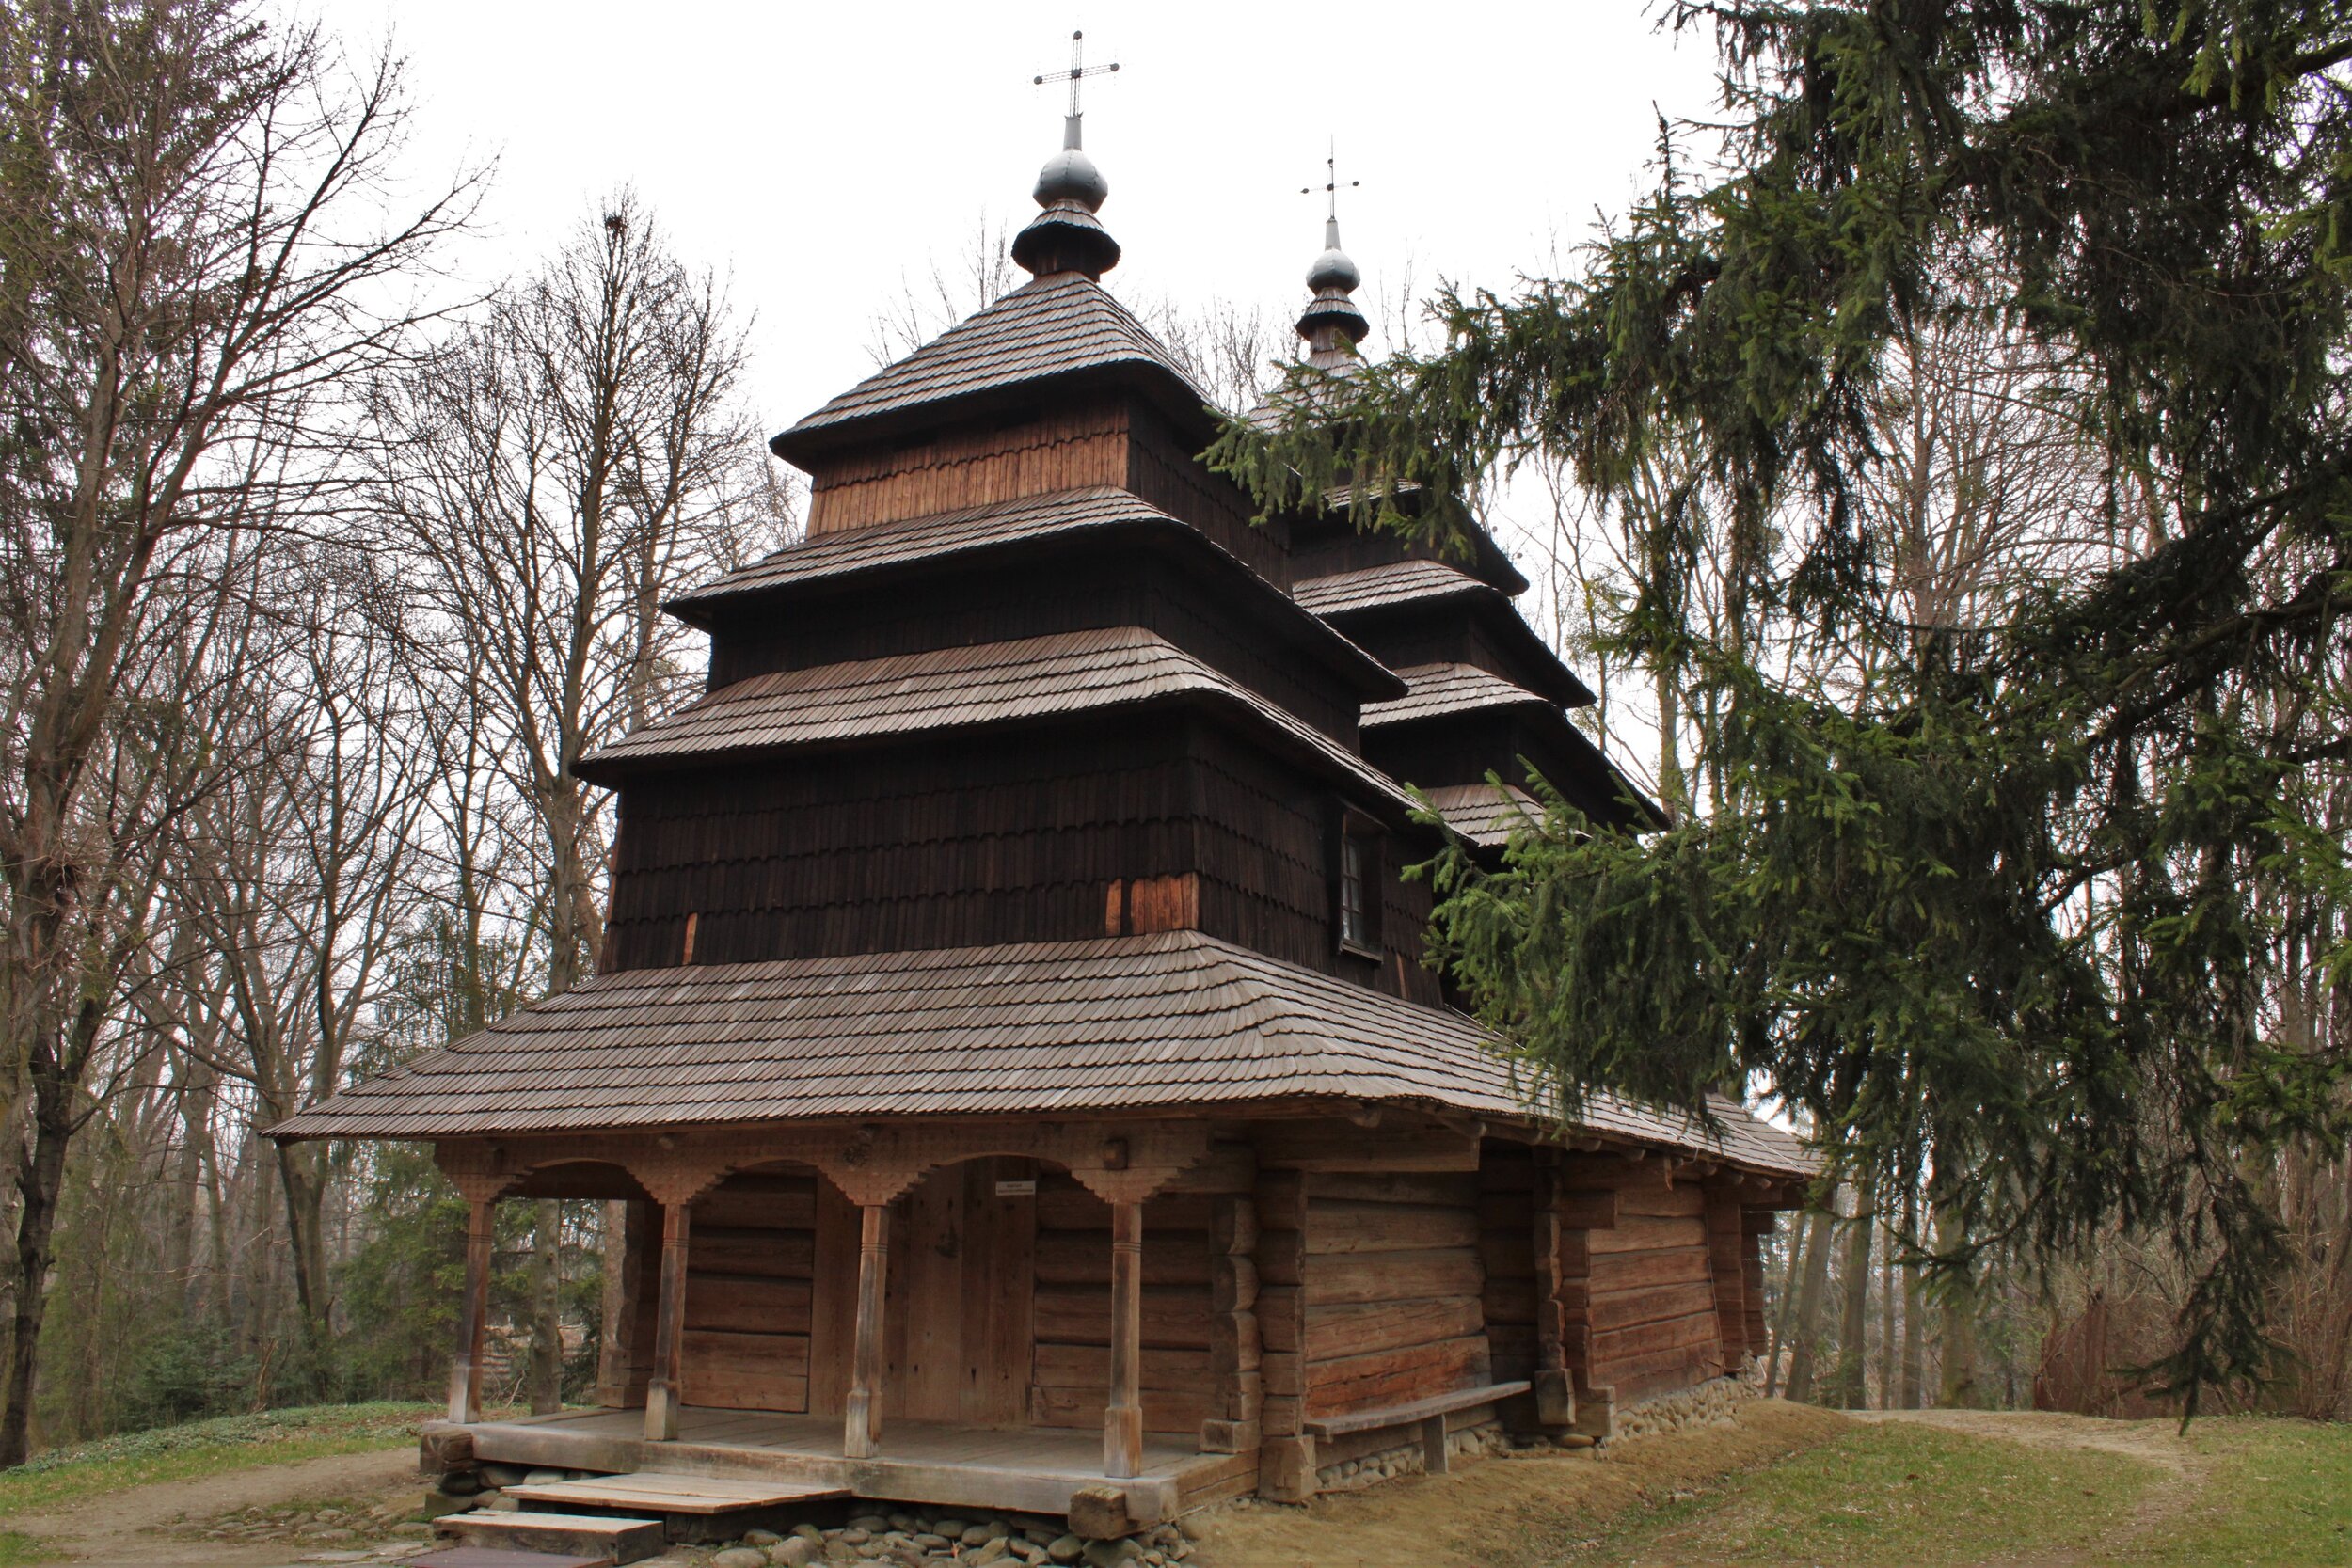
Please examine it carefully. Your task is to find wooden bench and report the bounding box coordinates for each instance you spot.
[1303,1380,1533,1476]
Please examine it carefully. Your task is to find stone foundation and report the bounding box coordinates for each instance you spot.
[1315,1419,1510,1490]
[1598,1373,1758,1447]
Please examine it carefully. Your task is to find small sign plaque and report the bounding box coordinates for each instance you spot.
[995,1180,1038,1196]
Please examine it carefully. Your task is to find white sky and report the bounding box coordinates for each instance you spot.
[317,0,1721,441]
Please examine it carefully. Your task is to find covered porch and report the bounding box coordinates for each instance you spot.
[453,1404,1248,1523]
[430,1118,1262,1528]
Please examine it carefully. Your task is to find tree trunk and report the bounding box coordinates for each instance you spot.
[1901,1185,1928,1408]
[1879,1228,1899,1409]
[1834,1185,1876,1408]
[1783,1206,1837,1402]
[530,1199,564,1415]
[0,1064,75,1467]
[1937,1198,1979,1408]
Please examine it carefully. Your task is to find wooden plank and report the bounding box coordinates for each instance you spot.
[1589,1244,1714,1291]
[684,1275,813,1336]
[1036,1185,1214,1232]
[1615,1183,1708,1220]
[1036,1228,1211,1287]
[1030,1383,1212,1435]
[972,1157,1037,1425]
[805,1179,858,1417]
[1289,1248,1483,1304]
[1304,1200,1480,1256]
[1298,1380,1521,1440]
[690,1228,816,1278]
[1105,1200,1144,1479]
[1590,1308,1722,1365]
[505,1472,849,1513]
[1034,1283,1213,1350]
[1255,1122,1482,1172]
[1305,1336,1488,1418]
[1033,1342,1213,1391]
[1305,1172,1481,1206]
[692,1184,818,1231]
[1302,1297,1483,1363]
[1586,1214,1708,1255]
[1591,1281,1718,1333]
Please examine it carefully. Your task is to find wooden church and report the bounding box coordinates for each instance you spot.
[274,91,1810,1542]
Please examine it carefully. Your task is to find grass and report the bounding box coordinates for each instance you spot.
[1594,1413,2352,1568]
[0,1533,43,1568]
[2127,1418,2352,1566]
[1591,1419,2158,1565]
[0,1401,433,1520]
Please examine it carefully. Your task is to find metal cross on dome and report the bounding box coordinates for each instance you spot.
[1304,141,1360,220]
[1033,30,1120,119]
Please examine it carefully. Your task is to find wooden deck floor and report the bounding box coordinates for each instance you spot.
[465,1405,1244,1524]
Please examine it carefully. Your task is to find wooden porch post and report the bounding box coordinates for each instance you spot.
[844,1203,890,1459]
[644,1200,692,1441]
[1104,1199,1144,1479]
[446,1195,497,1424]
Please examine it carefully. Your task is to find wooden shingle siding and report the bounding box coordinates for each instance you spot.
[604,723,1194,970]
[1029,1172,1212,1435]
[1120,404,1290,587]
[704,552,1366,742]
[805,403,1128,536]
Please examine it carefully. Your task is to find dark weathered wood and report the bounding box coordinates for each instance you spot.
[1530,1158,1573,1426]
[1104,1201,1144,1479]
[844,1204,888,1459]
[447,1197,495,1424]
[1302,1380,1529,1437]
[643,1203,693,1441]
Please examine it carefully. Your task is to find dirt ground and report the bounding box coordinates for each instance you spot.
[7,1446,422,1568]
[1188,1400,1853,1568]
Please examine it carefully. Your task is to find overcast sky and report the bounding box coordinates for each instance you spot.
[317,0,1722,439]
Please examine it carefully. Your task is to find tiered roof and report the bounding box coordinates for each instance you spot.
[269,927,1807,1176]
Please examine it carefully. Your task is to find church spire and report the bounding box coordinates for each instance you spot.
[1296,146,1368,366]
[1012,31,1121,280]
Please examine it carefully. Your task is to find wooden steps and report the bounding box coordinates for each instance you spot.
[504,1470,848,1514]
[433,1510,666,1564]
[402,1548,615,1568]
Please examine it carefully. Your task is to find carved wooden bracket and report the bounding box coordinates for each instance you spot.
[434,1118,1215,1212]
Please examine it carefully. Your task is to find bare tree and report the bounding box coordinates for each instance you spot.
[367,192,782,1409]
[0,0,476,1462]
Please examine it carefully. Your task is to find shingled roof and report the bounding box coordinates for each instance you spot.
[1294,558,1490,618]
[1364,662,1554,729]
[266,928,1811,1177]
[1294,560,1597,708]
[772,275,1215,463]
[1421,782,1545,849]
[576,627,1418,815]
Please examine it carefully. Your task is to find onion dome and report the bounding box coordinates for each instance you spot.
[1012,116,1122,280]
[1297,214,1369,366]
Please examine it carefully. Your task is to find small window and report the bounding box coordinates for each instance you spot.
[1335,818,1382,957]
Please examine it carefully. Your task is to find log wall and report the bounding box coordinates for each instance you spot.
[1570,1159,1726,1407]
[1476,1145,1538,1385]
[1028,1173,1213,1435]
[1294,1171,1489,1419]
[679,1171,818,1413]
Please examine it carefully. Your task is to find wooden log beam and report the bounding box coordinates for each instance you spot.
[1530,1161,1574,1428]
[644,1200,692,1442]
[1104,1201,1144,1479]
[844,1204,889,1459]
[447,1197,497,1424]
